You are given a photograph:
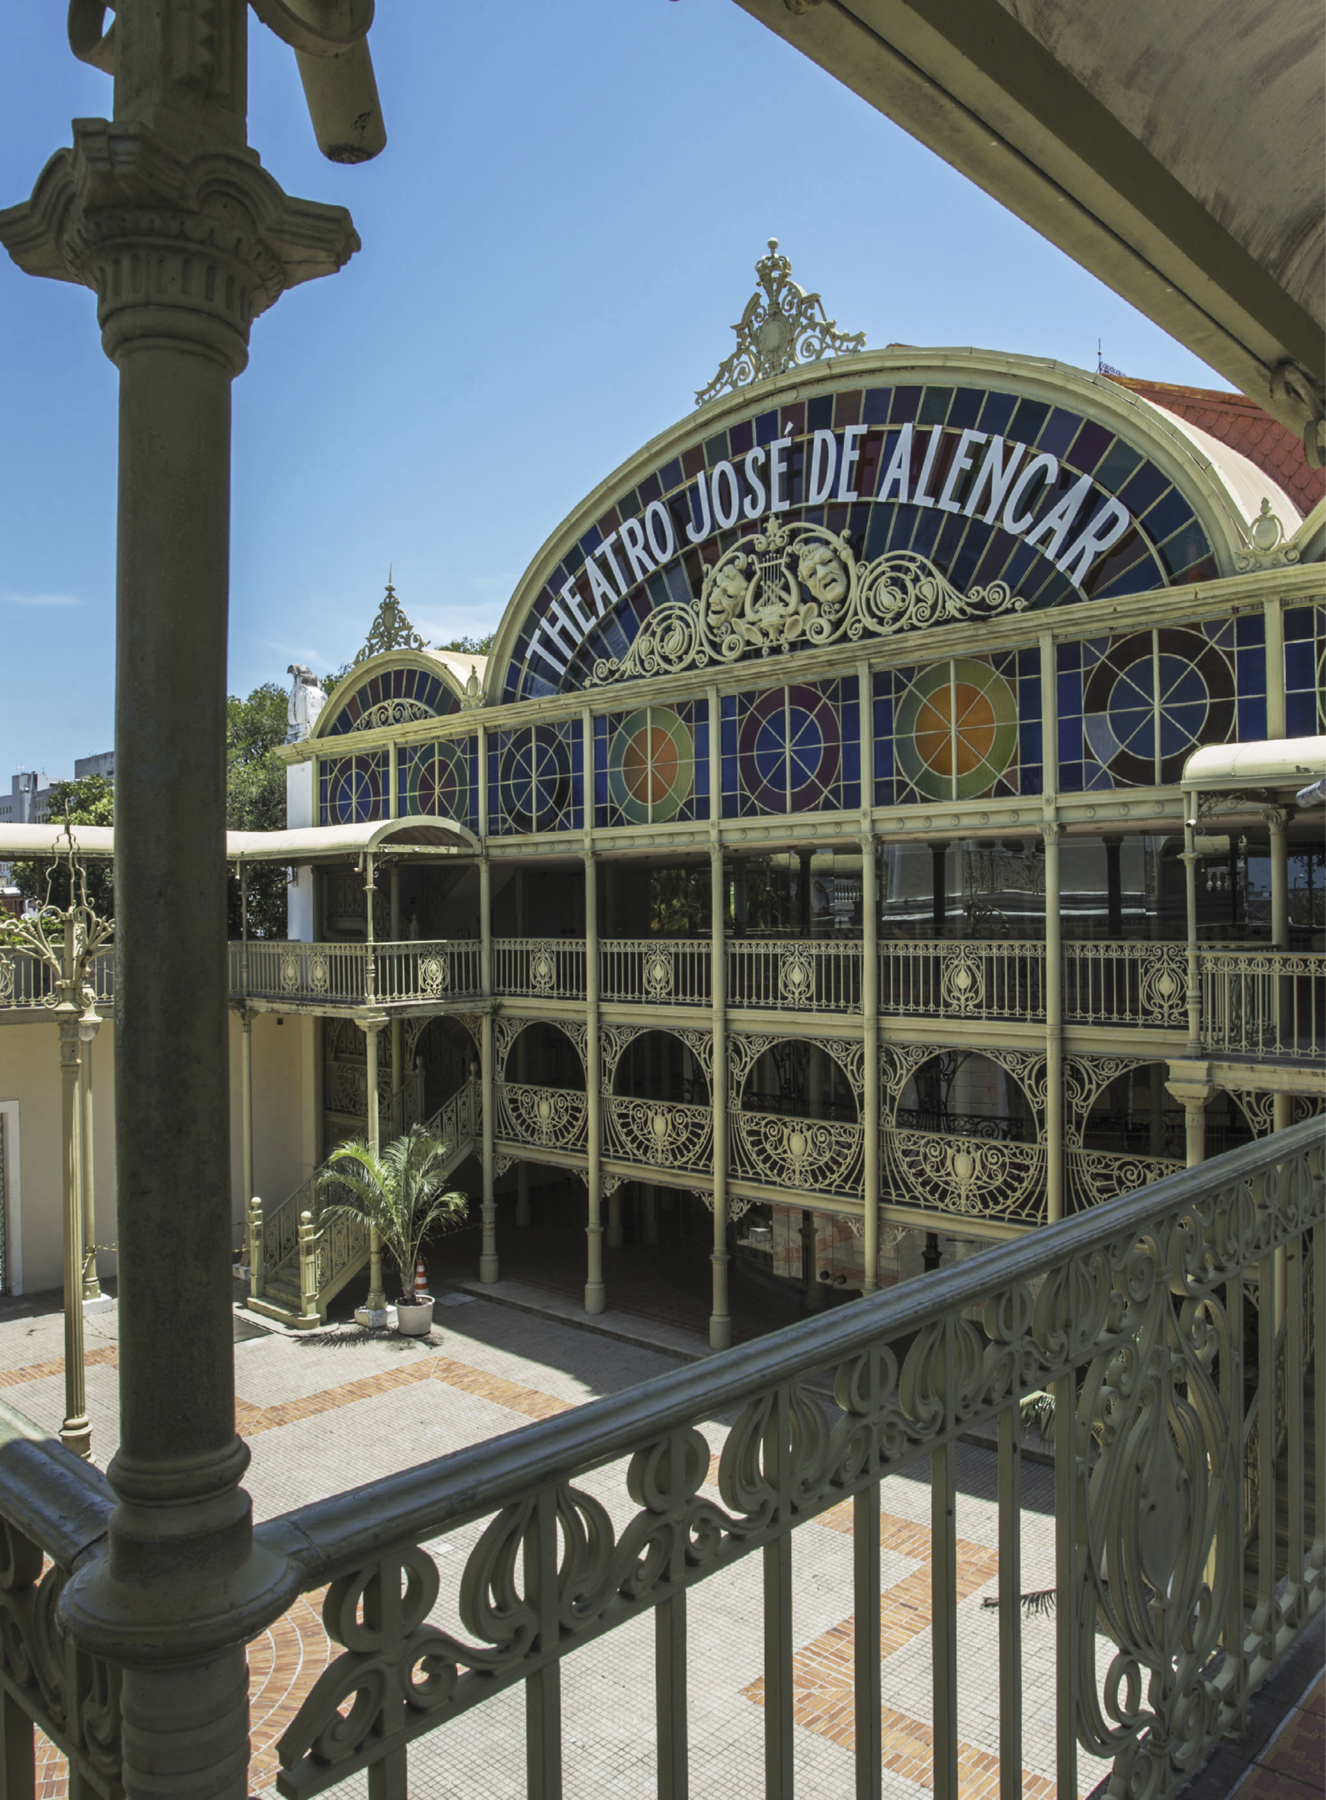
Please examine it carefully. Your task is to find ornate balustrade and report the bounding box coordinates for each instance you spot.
[0,1402,120,1797]
[1063,940,1188,1027]
[727,938,863,1012]
[0,946,114,1009]
[1199,950,1325,1062]
[878,937,1046,1021]
[495,1080,588,1153]
[728,1107,864,1199]
[492,938,587,1002]
[600,938,710,1006]
[1066,1144,1183,1214]
[228,940,482,1008]
[882,1126,1047,1224]
[603,1094,714,1174]
[222,1119,1321,1800]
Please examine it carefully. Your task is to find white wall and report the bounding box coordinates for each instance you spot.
[286,759,316,941]
[0,1008,315,1293]
[0,1018,118,1296]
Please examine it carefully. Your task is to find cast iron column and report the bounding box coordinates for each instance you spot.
[0,5,367,1791]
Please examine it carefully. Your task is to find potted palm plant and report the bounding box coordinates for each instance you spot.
[316,1125,469,1335]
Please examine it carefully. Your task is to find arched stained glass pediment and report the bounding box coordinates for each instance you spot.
[319,657,462,737]
[494,354,1246,704]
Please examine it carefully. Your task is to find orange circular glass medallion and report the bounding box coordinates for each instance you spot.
[913,682,998,777]
[623,726,680,804]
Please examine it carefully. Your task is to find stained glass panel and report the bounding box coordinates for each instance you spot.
[1285,605,1326,736]
[323,664,458,736]
[490,721,582,836]
[594,700,708,828]
[722,679,859,818]
[874,652,1040,805]
[319,751,387,825]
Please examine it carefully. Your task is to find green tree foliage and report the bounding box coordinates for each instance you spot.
[316,1125,469,1298]
[434,632,494,657]
[9,776,115,917]
[226,681,290,939]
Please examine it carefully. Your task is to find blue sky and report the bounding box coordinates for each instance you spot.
[1,1,1227,780]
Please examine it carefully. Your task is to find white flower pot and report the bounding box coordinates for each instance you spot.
[395,1296,434,1337]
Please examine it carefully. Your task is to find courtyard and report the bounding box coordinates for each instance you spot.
[3,1277,1318,1800]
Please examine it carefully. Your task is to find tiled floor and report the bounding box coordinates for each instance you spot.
[0,1285,1317,1800]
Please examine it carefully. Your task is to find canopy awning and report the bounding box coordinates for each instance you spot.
[1183,735,1326,791]
[0,816,480,864]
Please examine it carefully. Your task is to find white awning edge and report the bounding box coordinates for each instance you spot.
[1183,735,1326,790]
[0,816,480,864]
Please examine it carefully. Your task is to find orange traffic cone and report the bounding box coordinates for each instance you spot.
[415,1256,428,1297]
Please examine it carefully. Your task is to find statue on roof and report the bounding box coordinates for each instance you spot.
[355,571,429,664]
[286,665,328,743]
[695,239,866,409]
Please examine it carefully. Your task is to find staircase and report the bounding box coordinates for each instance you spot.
[245,1076,480,1329]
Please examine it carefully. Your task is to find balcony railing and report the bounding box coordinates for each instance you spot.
[217,1116,1324,1792]
[495,1080,588,1154]
[602,1093,714,1174]
[226,939,483,1008]
[493,936,587,1002]
[1199,949,1326,1062]
[0,945,114,1009]
[600,938,710,1005]
[1,1120,1318,1799]
[1063,940,1188,1027]
[728,938,863,1011]
[879,937,1045,1021]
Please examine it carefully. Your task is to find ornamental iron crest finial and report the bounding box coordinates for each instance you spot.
[1234,496,1300,572]
[355,569,429,664]
[694,239,866,409]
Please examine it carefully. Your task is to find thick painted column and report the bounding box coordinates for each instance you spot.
[1182,803,1202,1055]
[479,856,498,1283]
[1166,1069,1212,1167]
[1042,823,1064,1223]
[389,862,403,1119]
[360,1018,387,1315]
[861,833,879,1293]
[0,7,369,1790]
[709,841,731,1349]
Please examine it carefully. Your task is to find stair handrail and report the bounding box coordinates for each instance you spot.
[252,1065,427,1293]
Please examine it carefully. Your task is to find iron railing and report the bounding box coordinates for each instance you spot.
[243,1119,1319,1799]
[727,938,863,1012]
[599,939,710,1006]
[1063,940,1189,1027]
[879,937,1046,1021]
[1199,949,1326,1061]
[227,939,483,1008]
[0,945,115,1008]
[492,938,587,1002]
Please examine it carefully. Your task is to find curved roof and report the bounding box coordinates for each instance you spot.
[486,345,1283,705]
[311,648,477,741]
[1183,736,1326,790]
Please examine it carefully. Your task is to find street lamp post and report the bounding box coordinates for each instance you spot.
[0,823,113,1459]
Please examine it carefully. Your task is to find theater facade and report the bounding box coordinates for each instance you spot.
[6,257,1321,1338]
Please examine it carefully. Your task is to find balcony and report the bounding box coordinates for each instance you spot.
[2,941,1321,1059]
[5,1118,1319,1798]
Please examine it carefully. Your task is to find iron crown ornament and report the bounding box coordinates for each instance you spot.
[695,239,866,408]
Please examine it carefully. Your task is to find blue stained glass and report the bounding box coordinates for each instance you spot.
[977,390,1017,436]
[1287,693,1317,734]
[807,395,833,431]
[1235,614,1263,647]
[1010,398,1049,442]
[1238,697,1268,739]
[1284,606,1315,641]
[1060,761,1085,793]
[755,410,780,445]
[890,387,921,423]
[1118,463,1168,515]
[729,418,754,455]
[1141,489,1194,544]
[948,388,983,431]
[1066,420,1112,473]
[1038,408,1080,458]
[1285,643,1315,683]
[862,387,892,423]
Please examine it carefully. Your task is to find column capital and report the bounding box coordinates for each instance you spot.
[357,1011,389,1035]
[0,120,359,372]
[1040,820,1064,843]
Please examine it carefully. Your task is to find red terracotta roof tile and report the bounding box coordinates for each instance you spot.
[1106,375,1324,514]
